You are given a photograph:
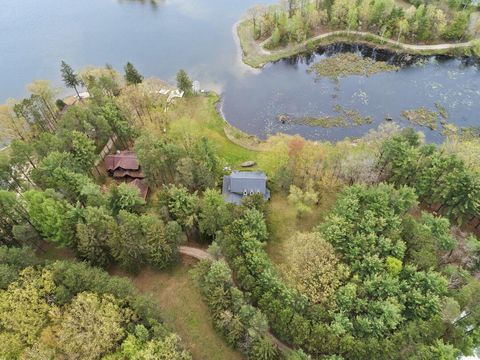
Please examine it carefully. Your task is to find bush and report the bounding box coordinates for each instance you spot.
[55,99,67,110]
[442,12,469,40]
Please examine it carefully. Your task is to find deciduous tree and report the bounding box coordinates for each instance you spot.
[50,292,126,360]
[107,182,146,216]
[199,188,229,238]
[283,232,349,306]
[176,69,193,95]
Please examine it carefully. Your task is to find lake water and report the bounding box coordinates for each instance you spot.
[1,0,479,143]
[222,47,480,142]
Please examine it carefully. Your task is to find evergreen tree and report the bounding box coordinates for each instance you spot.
[108,210,147,274]
[75,206,115,267]
[60,61,82,99]
[65,131,97,173]
[124,62,144,85]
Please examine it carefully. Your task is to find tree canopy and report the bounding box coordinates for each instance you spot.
[0,258,191,360]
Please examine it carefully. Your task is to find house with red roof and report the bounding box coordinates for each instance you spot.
[104,150,149,201]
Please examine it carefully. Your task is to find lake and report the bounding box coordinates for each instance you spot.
[1,0,479,143]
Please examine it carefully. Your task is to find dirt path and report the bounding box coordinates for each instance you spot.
[257,30,474,57]
[179,246,214,260]
[179,245,293,354]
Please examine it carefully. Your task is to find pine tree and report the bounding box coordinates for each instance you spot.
[176,69,193,95]
[60,61,81,98]
[124,62,144,85]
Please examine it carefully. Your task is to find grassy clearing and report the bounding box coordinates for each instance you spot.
[117,259,244,360]
[236,20,279,69]
[165,94,259,166]
[224,122,266,152]
[266,192,337,268]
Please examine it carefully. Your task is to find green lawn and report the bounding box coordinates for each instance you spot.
[120,259,244,360]
[167,94,259,167]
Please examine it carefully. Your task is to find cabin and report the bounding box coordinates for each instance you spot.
[104,150,144,179]
[104,150,148,201]
[222,171,270,205]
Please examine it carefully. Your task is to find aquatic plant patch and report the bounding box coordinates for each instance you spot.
[435,101,449,119]
[294,115,348,127]
[288,104,373,128]
[307,53,399,80]
[402,107,439,130]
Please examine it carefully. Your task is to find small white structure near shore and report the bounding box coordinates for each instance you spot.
[167,89,184,103]
[75,91,90,100]
[192,80,200,94]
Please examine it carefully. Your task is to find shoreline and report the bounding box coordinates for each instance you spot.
[237,19,479,68]
[214,93,266,151]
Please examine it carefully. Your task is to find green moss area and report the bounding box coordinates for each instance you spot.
[402,107,439,130]
[289,104,373,128]
[307,53,399,80]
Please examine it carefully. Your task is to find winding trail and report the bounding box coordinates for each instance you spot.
[259,30,474,55]
[178,245,293,354]
[240,23,477,67]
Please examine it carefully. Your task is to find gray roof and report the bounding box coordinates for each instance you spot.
[222,171,270,205]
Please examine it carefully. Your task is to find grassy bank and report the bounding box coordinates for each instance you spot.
[238,19,479,68]
[164,94,260,166]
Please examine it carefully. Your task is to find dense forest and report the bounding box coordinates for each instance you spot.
[1,59,480,359]
[0,247,191,359]
[246,0,478,47]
